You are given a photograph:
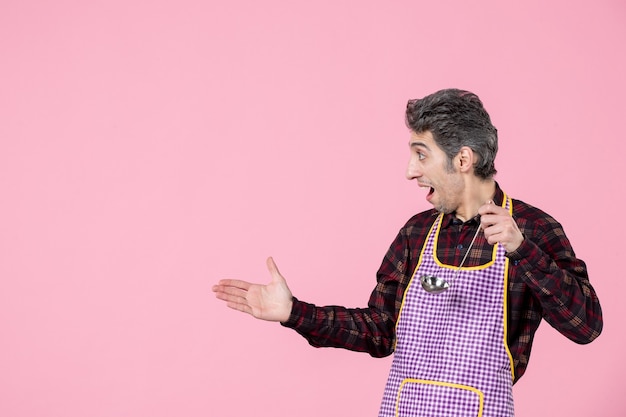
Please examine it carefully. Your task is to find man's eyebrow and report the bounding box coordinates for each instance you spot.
[409,141,431,150]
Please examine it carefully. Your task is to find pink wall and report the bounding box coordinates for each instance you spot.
[1,1,624,416]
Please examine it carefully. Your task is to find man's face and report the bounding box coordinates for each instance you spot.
[406,130,464,214]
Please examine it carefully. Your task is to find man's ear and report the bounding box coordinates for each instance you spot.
[457,146,475,173]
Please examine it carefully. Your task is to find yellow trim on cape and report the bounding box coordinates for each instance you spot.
[503,255,516,382]
[432,192,512,270]
[393,216,440,350]
[396,378,485,417]
[394,193,516,380]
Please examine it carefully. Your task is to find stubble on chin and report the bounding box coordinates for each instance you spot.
[434,202,454,215]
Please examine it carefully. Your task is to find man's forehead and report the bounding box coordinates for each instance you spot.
[409,131,435,149]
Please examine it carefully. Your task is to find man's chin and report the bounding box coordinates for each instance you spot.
[433,203,453,215]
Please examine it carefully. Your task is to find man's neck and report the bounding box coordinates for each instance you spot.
[454,179,496,222]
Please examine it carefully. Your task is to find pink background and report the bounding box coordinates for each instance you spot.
[1,1,624,416]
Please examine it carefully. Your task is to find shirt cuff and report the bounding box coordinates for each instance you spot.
[506,236,554,275]
[505,237,533,262]
[280,297,312,330]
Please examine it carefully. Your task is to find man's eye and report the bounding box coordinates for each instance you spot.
[418,152,425,160]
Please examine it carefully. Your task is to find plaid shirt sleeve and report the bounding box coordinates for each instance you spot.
[281,223,419,358]
[507,207,603,344]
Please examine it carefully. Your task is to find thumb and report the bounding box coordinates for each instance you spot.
[266,256,284,283]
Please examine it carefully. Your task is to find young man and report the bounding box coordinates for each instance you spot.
[212,89,603,416]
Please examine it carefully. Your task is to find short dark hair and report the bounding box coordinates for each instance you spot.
[405,89,498,179]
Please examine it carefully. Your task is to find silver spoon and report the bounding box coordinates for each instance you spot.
[420,225,482,294]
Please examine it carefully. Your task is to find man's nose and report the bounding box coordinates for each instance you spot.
[406,161,420,180]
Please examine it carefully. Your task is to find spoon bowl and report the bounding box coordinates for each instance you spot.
[420,274,450,294]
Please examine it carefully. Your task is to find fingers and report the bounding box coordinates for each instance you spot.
[213,282,254,315]
[212,280,251,304]
[213,282,248,299]
[225,300,253,315]
[482,222,507,245]
[478,200,505,218]
[479,200,508,229]
[214,279,252,291]
[477,200,523,252]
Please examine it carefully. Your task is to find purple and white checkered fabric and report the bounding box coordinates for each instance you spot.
[379,198,514,417]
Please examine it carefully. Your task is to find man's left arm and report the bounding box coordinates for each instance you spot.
[479,201,603,344]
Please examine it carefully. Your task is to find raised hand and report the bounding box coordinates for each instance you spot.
[478,200,524,253]
[212,257,293,322]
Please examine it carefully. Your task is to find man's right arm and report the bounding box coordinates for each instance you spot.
[280,229,413,358]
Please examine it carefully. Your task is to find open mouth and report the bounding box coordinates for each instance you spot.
[419,184,435,201]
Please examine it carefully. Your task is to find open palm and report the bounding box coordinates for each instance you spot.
[212,257,293,322]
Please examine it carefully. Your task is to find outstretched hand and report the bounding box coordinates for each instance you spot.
[212,257,293,322]
[478,200,524,253]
